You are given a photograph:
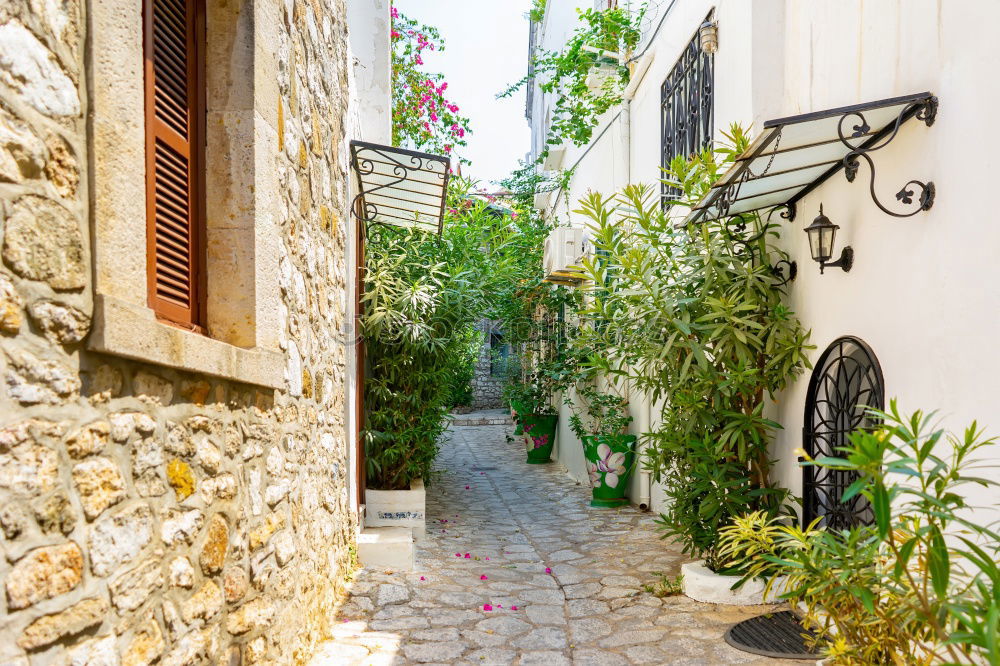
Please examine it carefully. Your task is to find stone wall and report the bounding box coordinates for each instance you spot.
[0,0,357,664]
[470,320,504,410]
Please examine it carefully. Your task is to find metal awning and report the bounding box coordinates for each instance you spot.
[684,92,938,224]
[350,141,451,234]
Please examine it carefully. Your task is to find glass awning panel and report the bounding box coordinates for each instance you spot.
[683,92,937,224]
[350,141,451,234]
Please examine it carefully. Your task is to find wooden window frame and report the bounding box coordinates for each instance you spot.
[143,0,207,332]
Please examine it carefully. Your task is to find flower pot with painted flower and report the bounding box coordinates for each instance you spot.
[570,388,636,508]
[521,413,558,464]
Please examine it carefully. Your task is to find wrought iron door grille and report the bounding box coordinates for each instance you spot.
[660,26,714,207]
[803,337,884,530]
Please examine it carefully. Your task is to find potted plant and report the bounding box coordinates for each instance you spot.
[569,386,635,507]
[519,379,557,464]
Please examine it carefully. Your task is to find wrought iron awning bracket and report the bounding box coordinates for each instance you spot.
[837,96,937,217]
[348,140,450,235]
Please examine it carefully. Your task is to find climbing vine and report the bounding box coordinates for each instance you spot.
[391,4,472,159]
[501,4,647,149]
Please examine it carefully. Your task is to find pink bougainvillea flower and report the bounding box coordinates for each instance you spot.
[455,553,461,557]
[464,553,471,559]
[545,567,552,574]
[485,557,490,561]
[480,575,488,580]
[511,605,519,610]
[465,485,470,489]
[420,576,425,581]
[483,604,493,611]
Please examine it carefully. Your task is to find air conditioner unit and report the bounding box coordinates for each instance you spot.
[543,226,589,285]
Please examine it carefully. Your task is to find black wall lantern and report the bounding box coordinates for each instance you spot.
[804,205,853,274]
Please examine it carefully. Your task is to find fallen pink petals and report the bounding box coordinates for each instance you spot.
[464,553,471,558]
[465,485,470,489]
[419,576,425,580]
[483,604,493,611]
[485,557,490,561]
[455,553,461,557]
[545,567,552,574]
[480,575,488,580]
[511,605,518,610]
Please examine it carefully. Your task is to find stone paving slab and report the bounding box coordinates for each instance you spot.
[313,424,806,665]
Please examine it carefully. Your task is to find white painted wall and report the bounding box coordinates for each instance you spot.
[530,0,1000,516]
[347,0,392,145]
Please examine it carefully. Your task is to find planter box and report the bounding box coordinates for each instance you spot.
[364,478,425,540]
[681,560,788,605]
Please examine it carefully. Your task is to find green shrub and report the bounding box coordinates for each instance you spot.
[743,402,1000,665]
[572,125,812,569]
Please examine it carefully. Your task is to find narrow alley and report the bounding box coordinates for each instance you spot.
[312,413,800,665]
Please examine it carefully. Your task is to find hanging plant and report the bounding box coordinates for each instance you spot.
[500,4,647,150]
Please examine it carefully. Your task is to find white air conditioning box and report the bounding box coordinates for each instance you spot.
[543,226,589,284]
[542,145,566,171]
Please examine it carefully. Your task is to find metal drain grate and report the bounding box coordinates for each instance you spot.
[724,610,820,660]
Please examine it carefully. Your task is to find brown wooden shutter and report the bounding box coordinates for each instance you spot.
[143,0,205,329]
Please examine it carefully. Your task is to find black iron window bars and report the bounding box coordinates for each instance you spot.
[349,140,451,235]
[683,92,938,225]
[660,24,714,207]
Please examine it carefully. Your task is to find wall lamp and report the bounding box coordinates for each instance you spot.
[804,205,853,274]
[699,21,718,54]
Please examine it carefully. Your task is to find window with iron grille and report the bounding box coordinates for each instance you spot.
[660,25,714,206]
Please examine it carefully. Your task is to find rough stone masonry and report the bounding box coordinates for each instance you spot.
[0,0,357,663]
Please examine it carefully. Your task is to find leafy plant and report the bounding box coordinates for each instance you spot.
[567,385,632,440]
[391,4,471,158]
[642,573,684,598]
[363,181,511,489]
[748,402,1000,665]
[717,510,796,584]
[528,0,546,23]
[501,4,647,148]
[572,125,812,569]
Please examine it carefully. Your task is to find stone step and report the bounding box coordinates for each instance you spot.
[450,409,514,426]
[356,527,414,572]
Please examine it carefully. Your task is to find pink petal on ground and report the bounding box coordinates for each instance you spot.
[455,553,461,557]
[485,557,490,561]
[483,604,493,611]
[480,575,488,580]
[465,553,471,559]
[545,567,552,574]
[465,486,470,489]
[511,605,518,610]
[420,576,425,580]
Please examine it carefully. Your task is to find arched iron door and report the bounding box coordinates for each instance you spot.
[802,337,884,530]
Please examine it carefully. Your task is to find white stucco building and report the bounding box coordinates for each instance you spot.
[527,0,1000,519]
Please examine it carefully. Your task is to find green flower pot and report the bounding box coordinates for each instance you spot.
[582,434,637,508]
[510,400,528,435]
[521,414,557,464]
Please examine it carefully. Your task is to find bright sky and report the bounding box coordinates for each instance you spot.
[395,0,532,187]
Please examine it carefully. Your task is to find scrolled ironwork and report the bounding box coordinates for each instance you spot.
[803,337,884,530]
[836,97,937,218]
[661,26,714,207]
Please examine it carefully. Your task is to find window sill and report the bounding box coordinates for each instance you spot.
[89,295,284,389]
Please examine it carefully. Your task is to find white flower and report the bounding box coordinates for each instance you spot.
[589,443,627,488]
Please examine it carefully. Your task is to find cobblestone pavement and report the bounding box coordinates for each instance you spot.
[312,423,804,665]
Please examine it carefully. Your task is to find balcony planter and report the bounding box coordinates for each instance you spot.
[364,478,426,540]
[521,413,557,464]
[582,434,636,508]
[680,561,789,605]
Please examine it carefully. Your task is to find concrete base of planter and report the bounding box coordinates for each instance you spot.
[356,527,414,571]
[364,478,426,541]
[681,561,788,605]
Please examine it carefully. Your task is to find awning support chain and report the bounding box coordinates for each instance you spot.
[838,96,938,218]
